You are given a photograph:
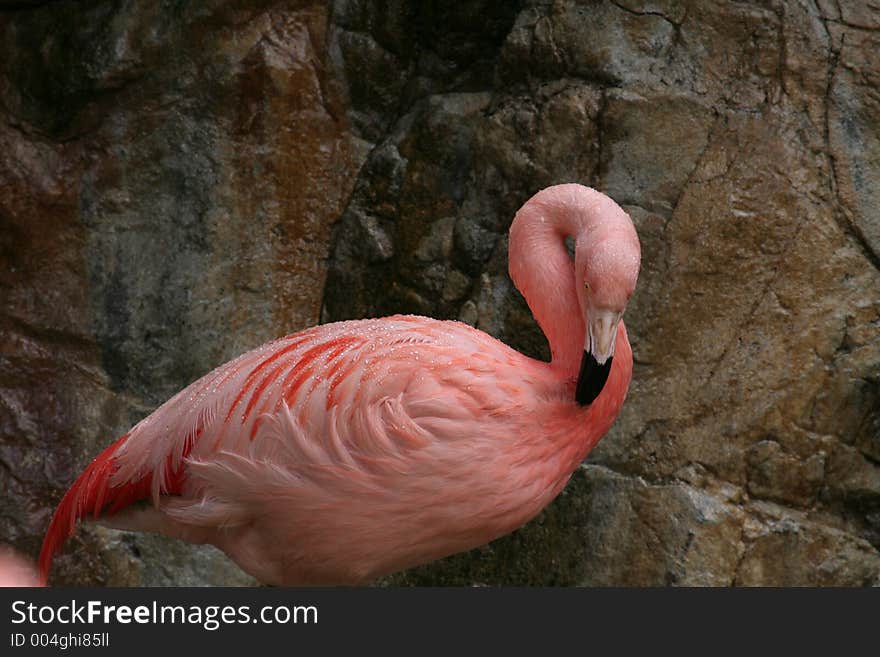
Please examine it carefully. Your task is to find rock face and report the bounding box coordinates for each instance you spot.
[1,0,878,586]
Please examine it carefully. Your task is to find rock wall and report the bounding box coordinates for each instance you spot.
[1,0,878,585]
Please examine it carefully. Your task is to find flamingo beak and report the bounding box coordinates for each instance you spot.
[576,309,621,406]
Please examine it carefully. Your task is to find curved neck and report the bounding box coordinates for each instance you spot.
[507,184,622,378]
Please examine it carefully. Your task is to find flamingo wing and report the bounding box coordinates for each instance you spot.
[38,315,524,583]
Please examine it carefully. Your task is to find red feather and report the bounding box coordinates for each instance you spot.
[37,426,198,585]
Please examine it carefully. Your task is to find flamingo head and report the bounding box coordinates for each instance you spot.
[573,222,640,405]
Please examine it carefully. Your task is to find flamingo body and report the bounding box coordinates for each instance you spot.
[0,548,39,587]
[39,184,640,585]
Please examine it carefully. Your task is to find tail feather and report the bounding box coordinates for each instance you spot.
[38,434,158,586]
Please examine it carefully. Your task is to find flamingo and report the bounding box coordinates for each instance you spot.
[38,183,640,586]
[0,548,39,587]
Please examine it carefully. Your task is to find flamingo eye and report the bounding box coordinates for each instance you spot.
[584,281,590,291]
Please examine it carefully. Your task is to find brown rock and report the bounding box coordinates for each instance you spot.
[737,503,880,586]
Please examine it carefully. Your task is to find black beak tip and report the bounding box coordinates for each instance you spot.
[576,350,612,406]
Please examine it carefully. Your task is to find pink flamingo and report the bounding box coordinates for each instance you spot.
[38,184,640,585]
[0,547,40,587]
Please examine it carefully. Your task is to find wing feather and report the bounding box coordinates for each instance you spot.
[39,315,520,583]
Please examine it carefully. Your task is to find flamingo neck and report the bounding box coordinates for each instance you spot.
[507,184,615,379]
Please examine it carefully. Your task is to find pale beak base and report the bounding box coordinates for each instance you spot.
[588,309,621,366]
